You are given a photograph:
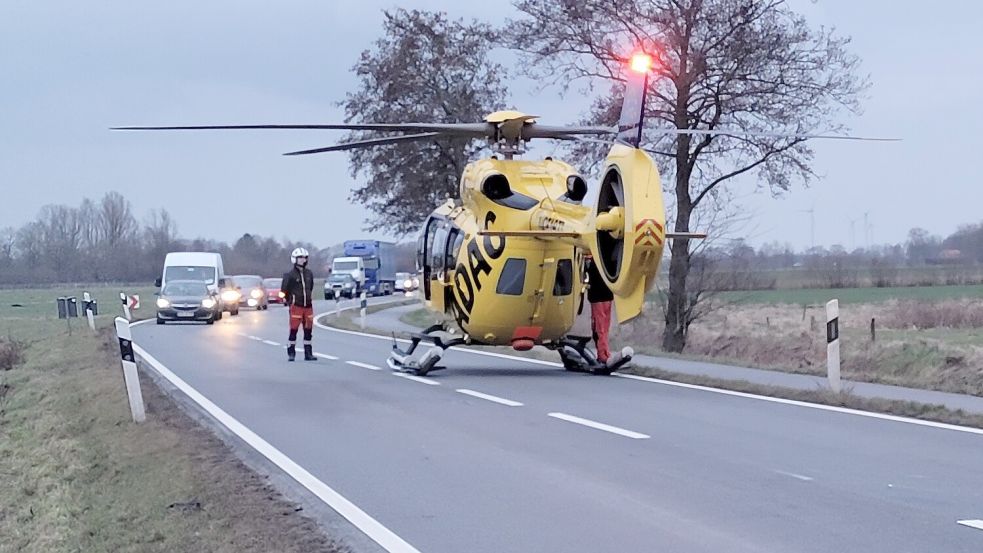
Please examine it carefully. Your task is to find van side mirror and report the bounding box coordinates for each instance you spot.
[154,277,162,287]
[218,278,227,287]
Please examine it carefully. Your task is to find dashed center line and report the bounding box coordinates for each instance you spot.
[548,412,650,439]
[392,372,440,386]
[346,361,382,371]
[262,340,280,346]
[957,520,983,532]
[314,352,339,360]
[772,469,814,482]
[248,335,263,341]
[456,389,523,407]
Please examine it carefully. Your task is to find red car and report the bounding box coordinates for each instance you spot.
[263,277,286,305]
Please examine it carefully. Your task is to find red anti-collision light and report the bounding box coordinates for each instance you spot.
[630,53,653,73]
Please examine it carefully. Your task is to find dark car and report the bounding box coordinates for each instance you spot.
[156,280,220,324]
[263,277,285,305]
[232,275,268,310]
[324,273,358,300]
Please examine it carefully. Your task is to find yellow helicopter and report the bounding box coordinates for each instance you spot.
[115,53,891,376]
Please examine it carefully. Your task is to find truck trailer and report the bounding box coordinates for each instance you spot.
[338,240,398,296]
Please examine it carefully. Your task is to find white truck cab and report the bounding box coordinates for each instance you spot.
[331,256,365,291]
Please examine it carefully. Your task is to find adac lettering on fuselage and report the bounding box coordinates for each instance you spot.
[451,211,506,328]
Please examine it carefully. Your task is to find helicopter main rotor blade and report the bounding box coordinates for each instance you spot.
[645,128,900,141]
[282,132,444,156]
[112,122,492,136]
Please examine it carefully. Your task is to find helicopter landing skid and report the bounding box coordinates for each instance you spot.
[555,336,633,376]
[387,324,466,376]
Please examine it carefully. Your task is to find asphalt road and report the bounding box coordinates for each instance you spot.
[131,298,983,553]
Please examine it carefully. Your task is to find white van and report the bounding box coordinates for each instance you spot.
[156,252,239,316]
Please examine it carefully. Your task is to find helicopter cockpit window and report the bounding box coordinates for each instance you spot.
[553,259,573,296]
[496,258,527,296]
[431,225,449,277]
[447,228,464,270]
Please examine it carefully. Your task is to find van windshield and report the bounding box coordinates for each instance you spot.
[333,261,359,271]
[165,266,216,284]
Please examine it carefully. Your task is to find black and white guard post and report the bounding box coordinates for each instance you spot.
[119,292,131,321]
[825,299,841,393]
[83,291,96,332]
[359,291,367,330]
[113,317,146,423]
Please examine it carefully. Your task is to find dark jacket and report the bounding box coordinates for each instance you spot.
[585,258,613,303]
[281,266,315,308]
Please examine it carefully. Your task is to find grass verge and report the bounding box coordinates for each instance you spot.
[0,319,346,553]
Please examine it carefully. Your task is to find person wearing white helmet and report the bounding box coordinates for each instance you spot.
[280,247,316,361]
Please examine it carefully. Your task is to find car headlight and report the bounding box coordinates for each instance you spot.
[250,289,263,299]
[278,291,286,298]
[201,298,217,309]
[344,283,352,288]
[403,280,413,288]
[221,290,239,303]
[156,298,170,309]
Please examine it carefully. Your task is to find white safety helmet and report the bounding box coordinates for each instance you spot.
[290,247,310,265]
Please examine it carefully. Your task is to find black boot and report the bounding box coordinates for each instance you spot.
[287,344,296,362]
[304,344,316,361]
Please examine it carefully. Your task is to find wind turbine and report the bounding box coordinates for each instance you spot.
[847,216,857,251]
[799,205,816,250]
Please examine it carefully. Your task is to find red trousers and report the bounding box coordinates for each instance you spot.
[590,300,612,363]
[289,305,314,332]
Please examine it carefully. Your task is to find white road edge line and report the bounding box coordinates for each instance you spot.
[248,335,263,341]
[314,352,339,360]
[132,344,421,553]
[772,469,814,482]
[548,412,650,439]
[392,372,440,386]
[262,340,280,346]
[456,389,523,407]
[346,361,382,371]
[957,520,983,531]
[613,373,983,436]
[313,310,983,436]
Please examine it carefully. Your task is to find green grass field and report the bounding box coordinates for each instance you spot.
[714,284,983,305]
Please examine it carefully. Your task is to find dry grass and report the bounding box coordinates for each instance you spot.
[617,299,983,397]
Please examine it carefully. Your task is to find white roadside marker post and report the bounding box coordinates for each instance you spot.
[826,299,841,393]
[83,291,96,332]
[335,293,341,317]
[119,292,131,322]
[114,317,146,423]
[360,291,367,330]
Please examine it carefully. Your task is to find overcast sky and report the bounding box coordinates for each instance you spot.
[1,1,980,251]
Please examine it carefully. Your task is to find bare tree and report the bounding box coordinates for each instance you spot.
[97,191,138,248]
[342,8,508,235]
[508,0,867,351]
